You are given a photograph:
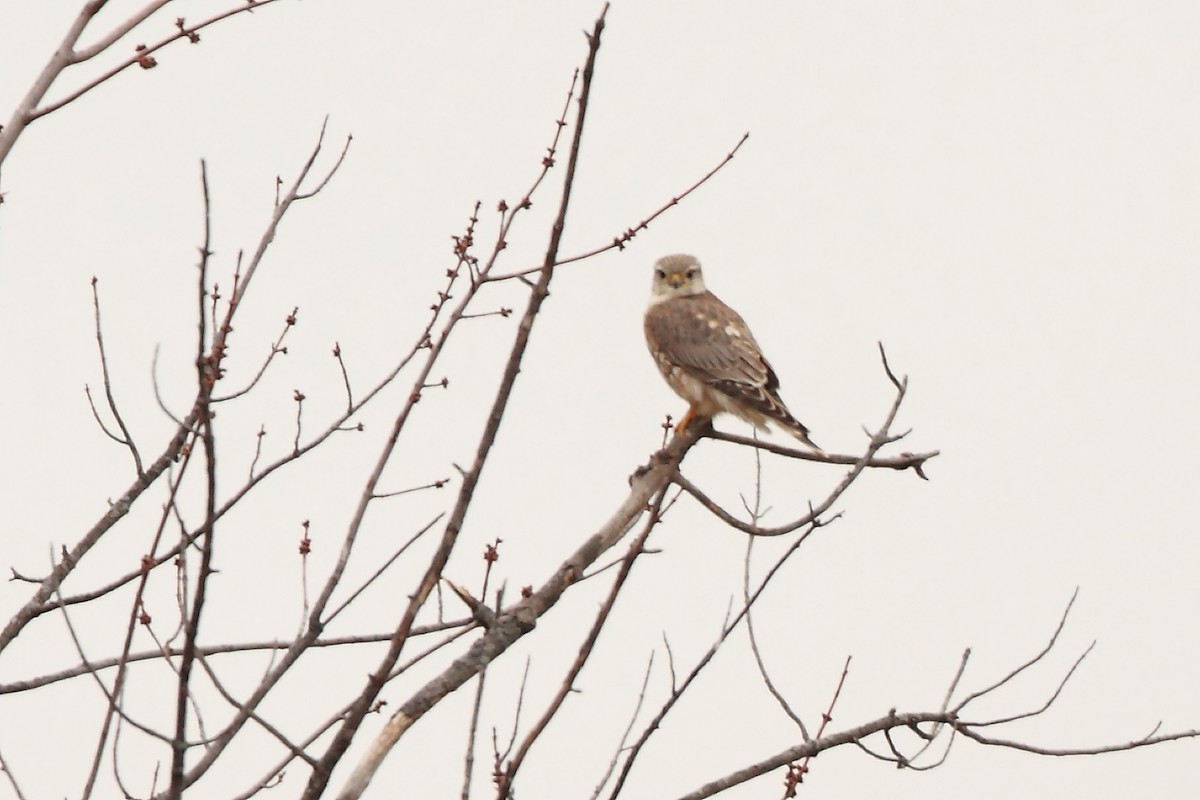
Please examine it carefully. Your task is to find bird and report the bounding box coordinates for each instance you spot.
[643,253,824,455]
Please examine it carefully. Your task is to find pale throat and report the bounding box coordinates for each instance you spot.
[647,280,707,306]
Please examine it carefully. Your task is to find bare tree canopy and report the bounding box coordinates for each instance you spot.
[2,3,1198,800]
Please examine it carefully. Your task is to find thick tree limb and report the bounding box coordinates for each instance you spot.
[334,422,701,800]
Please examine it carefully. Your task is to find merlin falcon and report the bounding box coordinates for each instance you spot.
[644,254,823,454]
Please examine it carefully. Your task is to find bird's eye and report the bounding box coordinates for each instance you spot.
[686,268,697,278]
[655,269,666,279]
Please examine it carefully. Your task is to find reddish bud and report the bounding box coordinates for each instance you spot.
[133,45,157,69]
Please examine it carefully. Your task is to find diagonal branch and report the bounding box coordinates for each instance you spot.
[498,487,668,797]
[0,621,471,695]
[0,409,197,655]
[486,131,751,282]
[675,356,915,537]
[953,725,1200,756]
[317,10,613,799]
[953,588,1078,713]
[0,0,293,172]
[337,423,702,800]
[607,510,831,799]
[706,430,938,477]
[31,1,292,121]
[87,278,144,475]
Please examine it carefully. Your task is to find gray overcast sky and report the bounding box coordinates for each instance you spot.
[2,2,1199,798]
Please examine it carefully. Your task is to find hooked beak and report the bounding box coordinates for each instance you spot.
[667,272,685,289]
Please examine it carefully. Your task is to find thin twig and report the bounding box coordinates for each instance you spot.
[0,621,472,695]
[333,342,354,410]
[30,1,292,121]
[196,654,317,768]
[675,356,917,537]
[373,479,450,499]
[89,278,144,475]
[312,12,612,799]
[954,724,1200,756]
[966,642,1096,728]
[953,589,1079,713]
[743,538,809,739]
[487,132,752,282]
[903,647,972,765]
[782,657,851,796]
[324,516,445,624]
[740,439,808,738]
[461,669,487,800]
[499,488,668,797]
[498,658,533,765]
[589,653,655,800]
[707,430,938,477]
[0,744,29,800]
[212,307,298,403]
[608,511,833,800]
[169,161,222,800]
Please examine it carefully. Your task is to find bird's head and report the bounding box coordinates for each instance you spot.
[649,254,707,303]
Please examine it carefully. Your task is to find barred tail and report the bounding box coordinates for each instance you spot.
[780,417,825,457]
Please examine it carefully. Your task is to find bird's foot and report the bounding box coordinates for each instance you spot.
[673,407,697,435]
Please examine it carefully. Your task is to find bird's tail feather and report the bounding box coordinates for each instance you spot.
[781,418,825,457]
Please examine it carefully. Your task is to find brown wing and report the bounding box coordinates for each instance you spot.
[644,291,777,392]
[645,291,820,449]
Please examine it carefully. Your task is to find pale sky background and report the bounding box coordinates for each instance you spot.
[1,2,1199,799]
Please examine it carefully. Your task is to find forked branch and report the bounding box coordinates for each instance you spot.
[676,346,934,537]
[673,595,1200,800]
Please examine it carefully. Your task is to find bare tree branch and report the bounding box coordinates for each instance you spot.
[674,352,920,538]
[498,488,668,797]
[607,509,830,800]
[0,621,471,695]
[168,159,222,800]
[0,743,29,800]
[954,725,1200,756]
[85,277,145,474]
[706,430,938,477]
[0,0,293,174]
[781,656,852,796]
[0,410,198,654]
[953,588,1079,713]
[487,131,752,282]
[318,15,616,797]
[588,653,656,800]
[7,7,1195,800]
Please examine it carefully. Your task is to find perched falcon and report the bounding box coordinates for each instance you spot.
[644,254,823,454]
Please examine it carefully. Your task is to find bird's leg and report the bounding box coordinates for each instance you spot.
[674,405,698,434]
